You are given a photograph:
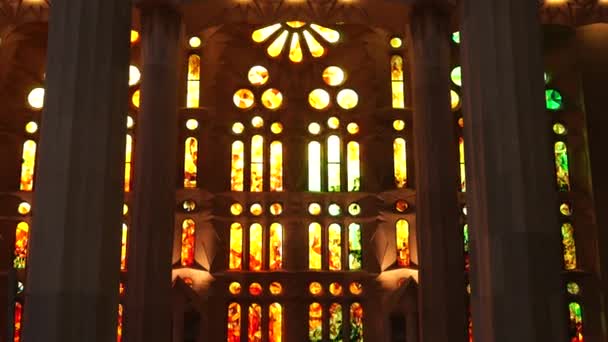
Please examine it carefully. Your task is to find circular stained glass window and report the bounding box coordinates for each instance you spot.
[25,121,38,134]
[452,31,461,44]
[182,200,196,212]
[309,89,331,110]
[329,282,343,296]
[308,122,321,135]
[28,87,45,109]
[393,120,405,131]
[250,203,263,216]
[322,66,346,86]
[458,117,464,128]
[349,282,363,295]
[261,88,283,109]
[249,283,263,296]
[233,89,255,109]
[270,203,283,216]
[395,200,409,213]
[232,122,245,134]
[189,36,202,48]
[269,282,283,295]
[567,282,580,295]
[271,122,283,134]
[451,66,462,87]
[230,203,243,216]
[130,30,140,44]
[390,37,403,49]
[17,281,24,294]
[18,202,31,215]
[560,203,572,216]
[309,282,323,296]
[248,66,269,86]
[348,203,361,216]
[450,90,461,111]
[546,89,563,111]
[127,116,135,129]
[129,65,141,86]
[132,90,140,108]
[186,119,199,130]
[229,282,242,295]
[328,203,341,217]
[347,123,360,135]
[553,123,567,136]
[327,117,340,129]
[251,116,264,128]
[308,203,322,216]
[336,89,358,110]
[123,204,129,216]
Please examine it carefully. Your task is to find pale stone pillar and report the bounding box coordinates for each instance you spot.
[21,0,131,341]
[124,5,181,342]
[461,1,568,341]
[407,4,466,342]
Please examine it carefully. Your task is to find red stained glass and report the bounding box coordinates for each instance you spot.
[117,304,123,342]
[14,302,22,342]
[269,303,282,342]
[14,222,29,269]
[227,302,241,342]
[184,137,198,188]
[120,224,128,271]
[248,303,262,342]
[19,140,36,191]
[181,219,196,266]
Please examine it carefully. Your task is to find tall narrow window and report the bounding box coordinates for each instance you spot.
[270,141,283,191]
[117,304,124,342]
[327,135,341,192]
[347,142,360,192]
[329,303,343,341]
[391,55,405,109]
[348,223,362,270]
[124,135,133,192]
[396,219,410,267]
[459,137,466,192]
[181,219,196,266]
[187,54,201,108]
[308,142,322,192]
[229,223,243,270]
[328,223,342,271]
[350,302,364,341]
[268,303,282,342]
[555,141,571,191]
[251,135,264,192]
[309,223,322,270]
[231,141,245,191]
[393,138,407,188]
[120,223,128,271]
[248,303,262,342]
[14,222,29,269]
[269,223,283,270]
[568,302,584,342]
[184,137,198,188]
[561,222,577,270]
[227,303,241,342]
[19,140,37,191]
[309,303,323,341]
[249,223,263,271]
[14,302,23,342]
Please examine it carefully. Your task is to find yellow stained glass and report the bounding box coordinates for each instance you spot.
[268,30,290,58]
[186,119,199,130]
[329,282,343,296]
[270,282,283,295]
[337,89,359,110]
[229,223,243,270]
[231,141,245,191]
[252,116,264,128]
[390,37,403,48]
[323,66,345,86]
[270,141,283,192]
[286,21,306,28]
[252,23,282,43]
[184,137,198,188]
[187,55,201,108]
[124,134,132,192]
[14,222,29,269]
[189,36,201,48]
[328,223,342,270]
[121,223,128,271]
[231,203,243,216]
[393,120,405,131]
[130,30,140,44]
[309,303,323,342]
[459,137,466,192]
[17,202,30,215]
[132,90,140,108]
[308,142,322,192]
[19,140,37,191]
[347,123,359,135]
[391,55,405,108]
[328,135,341,192]
[310,24,340,43]
[233,89,255,109]
[308,122,321,135]
[181,219,195,266]
[309,282,323,295]
[251,135,264,192]
[451,90,461,111]
[249,223,263,271]
[269,303,282,342]
[289,33,303,63]
[394,138,407,188]
[229,282,242,295]
[309,223,322,269]
[308,203,322,216]
[250,203,263,216]
[248,304,262,342]
[232,122,245,134]
[248,66,269,86]
[396,219,410,267]
[347,142,361,192]
[327,117,340,129]
[227,302,241,342]
[25,121,38,134]
[562,222,577,270]
[270,203,283,216]
[126,116,134,129]
[303,30,325,58]
[271,122,283,134]
[269,223,283,270]
[309,89,330,110]
[262,88,283,110]
[27,87,45,109]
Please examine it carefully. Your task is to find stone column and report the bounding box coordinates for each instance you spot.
[407,4,466,342]
[124,5,181,342]
[21,0,131,341]
[461,1,568,341]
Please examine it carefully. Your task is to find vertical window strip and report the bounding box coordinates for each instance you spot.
[270,141,283,192]
[269,303,282,342]
[561,222,577,270]
[555,141,571,192]
[14,302,23,342]
[329,303,343,341]
[308,141,322,192]
[309,223,322,270]
[459,137,466,192]
[309,302,323,342]
[187,54,201,108]
[14,222,29,269]
[231,141,245,191]
[348,223,362,270]
[350,302,364,341]
[396,219,410,267]
[251,135,264,192]
[391,55,405,109]
[124,135,133,192]
[229,223,243,270]
[120,223,128,271]
[117,303,124,342]
[393,138,407,188]
[249,223,263,271]
[327,135,341,192]
[269,223,283,270]
[347,141,360,192]
[248,303,262,341]
[181,219,196,266]
[19,140,37,191]
[328,223,342,271]
[568,302,584,342]
[184,137,198,188]
[227,302,242,342]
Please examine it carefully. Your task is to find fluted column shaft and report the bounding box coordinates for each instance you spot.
[124,5,181,342]
[461,1,568,341]
[408,5,466,342]
[22,1,131,341]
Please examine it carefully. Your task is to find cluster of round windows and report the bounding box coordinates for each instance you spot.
[309,66,358,110]
[231,202,283,216]
[233,66,284,111]
[307,202,361,217]
[232,116,284,135]
[229,281,283,296]
[308,117,359,135]
[309,281,363,296]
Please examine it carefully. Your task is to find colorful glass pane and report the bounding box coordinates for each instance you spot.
[249,223,263,271]
[393,138,407,188]
[555,141,571,191]
[561,222,577,270]
[328,135,341,192]
[269,303,282,342]
[269,282,283,295]
[350,303,364,341]
[391,55,405,109]
[309,89,331,110]
[396,219,410,267]
[329,303,343,342]
[124,135,132,192]
[303,30,325,58]
[19,140,37,191]
[184,137,198,188]
[117,303,123,342]
[249,283,263,296]
[268,30,289,58]
[262,89,283,110]
[451,90,461,111]
[270,141,283,192]
[459,137,466,192]
[323,66,346,86]
[289,32,303,63]
[231,141,245,191]
[309,303,323,342]
[310,24,340,43]
[269,223,283,270]
[328,223,342,271]
[27,87,45,109]
[252,23,282,43]
[309,223,322,269]
[14,222,29,269]
[568,302,583,342]
[229,223,243,270]
[181,219,196,266]
[451,66,462,87]
[121,223,128,271]
[187,54,200,108]
[229,282,241,295]
[348,223,362,270]
[251,135,264,192]
[248,66,269,86]
[546,89,564,111]
[329,282,343,296]
[233,89,255,109]
[248,304,262,342]
[308,142,322,192]
[347,142,361,192]
[336,89,359,110]
[14,302,22,342]
[227,302,241,342]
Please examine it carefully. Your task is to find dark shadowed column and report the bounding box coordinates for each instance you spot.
[407,4,466,342]
[124,4,181,342]
[461,0,568,341]
[22,0,131,341]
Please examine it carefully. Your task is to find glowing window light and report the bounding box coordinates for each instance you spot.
[567,282,580,295]
[568,302,584,342]
[349,282,363,295]
[309,89,331,110]
[186,119,199,131]
[390,37,403,48]
[227,303,242,341]
[184,137,198,188]
[303,30,325,58]
[269,303,283,342]
[233,89,255,109]
[393,138,407,188]
[329,282,343,296]
[348,223,362,270]
[309,303,323,342]
[323,66,346,86]
[189,36,201,48]
[391,55,405,109]
[393,120,405,131]
[182,200,195,213]
[459,137,466,192]
[308,142,322,192]
[232,122,245,134]
[181,219,196,266]
[347,141,361,192]
[329,303,343,341]
[229,282,242,295]
[19,140,37,191]
[131,89,140,108]
[350,303,364,340]
[347,123,359,135]
[248,304,262,341]
[328,223,342,270]
[252,23,282,43]
[270,141,283,192]
[396,219,410,267]
[250,203,263,216]
[14,302,23,342]
[25,121,38,134]
[251,135,264,192]
[555,141,571,191]
[451,66,462,87]
[348,203,361,216]
[252,116,264,128]
[14,222,29,269]
[336,89,359,110]
[327,117,340,129]
[328,203,341,217]
[286,21,306,28]
[269,282,282,295]
[308,203,322,216]
[451,90,461,111]
[310,24,340,43]
[249,223,263,271]
[121,223,128,271]
[452,31,461,44]
[270,203,283,216]
[309,223,322,269]
[248,66,269,86]
[229,223,243,270]
[261,88,283,110]
[126,116,134,129]
[271,122,283,134]
[129,65,141,86]
[308,122,321,135]
[231,141,245,191]
[231,203,243,216]
[560,203,573,217]
[309,282,323,295]
[249,283,263,296]
[269,223,283,270]
[553,122,567,136]
[124,135,132,192]
[289,32,303,63]
[18,202,31,215]
[327,135,341,192]
[562,222,577,270]
[117,303,123,342]
[27,87,45,109]
[187,55,201,108]
[268,30,290,58]
[130,30,140,44]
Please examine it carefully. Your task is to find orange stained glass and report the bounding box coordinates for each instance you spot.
[184,137,198,188]
[19,140,36,191]
[231,141,245,191]
[308,142,322,192]
[269,282,283,295]
[268,30,289,58]
[229,282,242,295]
[459,137,466,192]
[391,55,405,109]
[329,303,343,341]
[120,223,128,271]
[262,89,284,110]
[251,135,264,192]
[233,89,255,109]
[270,141,283,191]
[289,33,304,63]
[286,21,306,28]
[249,223,263,271]
[187,54,201,108]
[394,138,407,188]
[249,283,263,296]
[328,223,342,271]
[14,302,22,342]
[309,302,323,342]
[248,304,263,342]
[562,222,577,270]
[269,223,283,270]
[248,66,270,86]
[303,30,325,58]
[396,219,410,267]
[18,202,31,215]
[130,30,140,44]
[14,222,29,269]
[347,142,361,192]
[309,282,323,296]
[250,203,263,216]
[329,282,343,296]
[310,24,340,43]
[117,304,123,342]
[269,303,283,342]
[227,302,241,342]
[328,135,341,192]
[252,23,282,43]
[270,203,283,216]
[132,90,140,108]
[309,223,322,269]
[124,135,133,192]
[181,219,196,266]
[350,302,364,341]
[349,282,363,295]
[229,223,243,270]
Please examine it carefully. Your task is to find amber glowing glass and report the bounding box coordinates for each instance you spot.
[233,89,255,109]
[252,24,282,43]
[347,142,361,192]
[303,30,325,58]
[19,140,37,191]
[336,89,359,110]
[289,32,303,63]
[269,303,283,342]
[249,283,263,296]
[568,302,584,342]
[262,89,283,110]
[27,87,45,109]
[268,30,289,58]
[391,55,405,108]
[270,141,283,192]
[124,135,132,192]
[562,223,577,270]
[187,54,201,108]
[117,303,123,342]
[308,142,322,192]
[329,282,343,296]
[349,282,363,295]
[184,137,198,188]
[396,219,410,267]
[14,302,23,342]
[229,223,243,270]
[309,223,322,269]
[394,138,407,188]
[227,302,241,342]
[323,66,346,86]
[269,282,283,295]
[251,135,264,192]
[350,303,364,340]
[229,282,242,295]
[249,223,263,271]
[269,223,283,270]
[231,141,245,191]
[329,303,343,341]
[310,24,340,43]
[555,141,571,192]
[248,66,269,86]
[459,137,466,192]
[14,222,29,269]
[17,202,30,215]
[248,304,262,342]
[309,302,323,341]
[328,223,342,271]
[348,223,362,270]
[181,219,196,266]
[309,89,331,110]
[121,223,128,271]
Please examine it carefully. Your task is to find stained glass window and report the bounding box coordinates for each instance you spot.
[121,223,128,271]
[309,303,323,341]
[187,54,201,108]
[308,142,322,192]
[554,141,571,191]
[546,89,564,111]
[347,142,361,191]
[231,141,245,191]
[14,222,29,269]
[329,303,343,341]
[350,302,364,341]
[270,141,283,191]
[391,55,405,108]
[328,136,341,192]
[568,302,583,342]
[459,137,466,192]
[227,302,241,342]
[248,304,262,342]
[248,66,269,86]
[269,223,283,270]
[336,89,358,110]
[181,219,196,266]
[184,137,198,188]
[309,223,322,270]
[396,219,410,267]
[253,22,337,62]
[393,138,407,188]
[328,223,342,271]
[27,87,45,109]
[251,135,264,192]
[229,223,243,270]
[269,303,282,342]
[124,135,132,192]
[19,140,37,191]
[117,304,123,342]
[348,223,362,270]
[249,223,263,271]
[561,222,577,270]
[14,302,22,342]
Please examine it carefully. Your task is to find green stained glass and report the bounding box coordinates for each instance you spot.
[568,302,584,342]
[546,89,564,111]
[463,224,470,253]
[350,303,364,341]
[560,203,572,217]
[348,203,361,216]
[567,282,580,295]
[348,223,362,270]
[452,31,461,44]
[554,141,571,192]
[451,66,462,87]
[329,303,343,341]
[561,222,577,270]
[553,123,567,136]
